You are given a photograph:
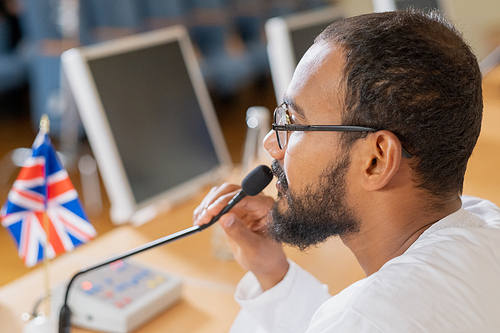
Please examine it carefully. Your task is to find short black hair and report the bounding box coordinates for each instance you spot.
[316,10,483,198]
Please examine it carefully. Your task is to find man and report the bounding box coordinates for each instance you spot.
[194,10,500,332]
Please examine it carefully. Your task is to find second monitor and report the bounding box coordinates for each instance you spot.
[266,6,343,104]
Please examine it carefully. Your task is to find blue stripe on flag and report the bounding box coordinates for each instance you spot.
[4,201,28,215]
[31,185,46,196]
[32,135,63,176]
[61,199,89,221]
[68,232,83,247]
[44,147,62,176]
[37,243,44,262]
[6,220,22,247]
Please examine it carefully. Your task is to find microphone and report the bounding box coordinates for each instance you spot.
[199,164,273,231]
[58,165,273,333]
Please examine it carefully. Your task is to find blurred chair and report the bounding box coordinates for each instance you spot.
[0,16,26,95]
[26,52,67,136]
[18,0,68,135]
[19,0,144,137]
[140,0,187,30]
[18,0,62,41]
[18,0,84,172]
[298,0,331,11]
[0,53,26,94]
[232,0,270,81]
[266,0,301,17]
[189,0,255,97]
[79,0,143,44]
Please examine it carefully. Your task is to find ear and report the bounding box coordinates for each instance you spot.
[358,130,403,191]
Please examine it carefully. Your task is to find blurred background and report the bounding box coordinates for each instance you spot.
[1,0,500,287]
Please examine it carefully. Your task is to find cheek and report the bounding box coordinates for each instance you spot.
[284,132,337,192]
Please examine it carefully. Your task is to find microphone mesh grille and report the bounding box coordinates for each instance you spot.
[241,165,273,196]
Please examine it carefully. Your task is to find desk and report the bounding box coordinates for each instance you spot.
[0,190,365,333]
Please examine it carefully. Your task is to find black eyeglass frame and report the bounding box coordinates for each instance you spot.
[272,104,413,159]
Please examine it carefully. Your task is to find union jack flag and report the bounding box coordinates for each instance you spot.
[1,131,97,267]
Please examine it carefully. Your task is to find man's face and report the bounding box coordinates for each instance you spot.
[264,41,360,249]
[268,157,359,250]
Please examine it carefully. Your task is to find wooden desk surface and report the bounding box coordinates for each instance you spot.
[1,67,499,333]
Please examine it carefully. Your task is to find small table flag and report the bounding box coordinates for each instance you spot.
[1,130,97,267]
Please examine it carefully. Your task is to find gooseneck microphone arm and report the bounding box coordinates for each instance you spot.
[58,165,273,333]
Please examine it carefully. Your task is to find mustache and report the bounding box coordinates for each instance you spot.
[271,160,288,192]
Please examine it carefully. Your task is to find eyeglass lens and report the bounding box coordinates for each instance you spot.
[275,106,288,149]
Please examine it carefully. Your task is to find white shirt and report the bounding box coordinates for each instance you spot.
[230,196,500,332]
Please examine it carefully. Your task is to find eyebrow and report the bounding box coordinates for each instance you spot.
[283,96,306,119]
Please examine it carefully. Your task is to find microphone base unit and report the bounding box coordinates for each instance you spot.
[51,260,182,333]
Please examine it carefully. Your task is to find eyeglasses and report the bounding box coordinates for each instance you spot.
[272,103,413,159]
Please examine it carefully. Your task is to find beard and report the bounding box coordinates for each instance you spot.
[267,155,360,251]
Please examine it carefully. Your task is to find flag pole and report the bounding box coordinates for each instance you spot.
[40,114,51,316]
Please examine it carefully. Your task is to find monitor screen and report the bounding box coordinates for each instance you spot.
[62,26,231,225]
[266,6,343,104]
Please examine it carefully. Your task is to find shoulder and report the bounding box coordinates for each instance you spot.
[461,195,500,225]
[309,206,500,332]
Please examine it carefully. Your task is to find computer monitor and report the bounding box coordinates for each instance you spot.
[372,0,441,12]
[61,25,232,226]
[265,6,343,104]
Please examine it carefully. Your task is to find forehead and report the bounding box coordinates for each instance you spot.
[284,41,346,122]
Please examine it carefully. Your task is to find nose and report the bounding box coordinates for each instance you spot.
[263,130,285,160]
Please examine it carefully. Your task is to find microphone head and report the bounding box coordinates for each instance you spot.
[241,165,273,196]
